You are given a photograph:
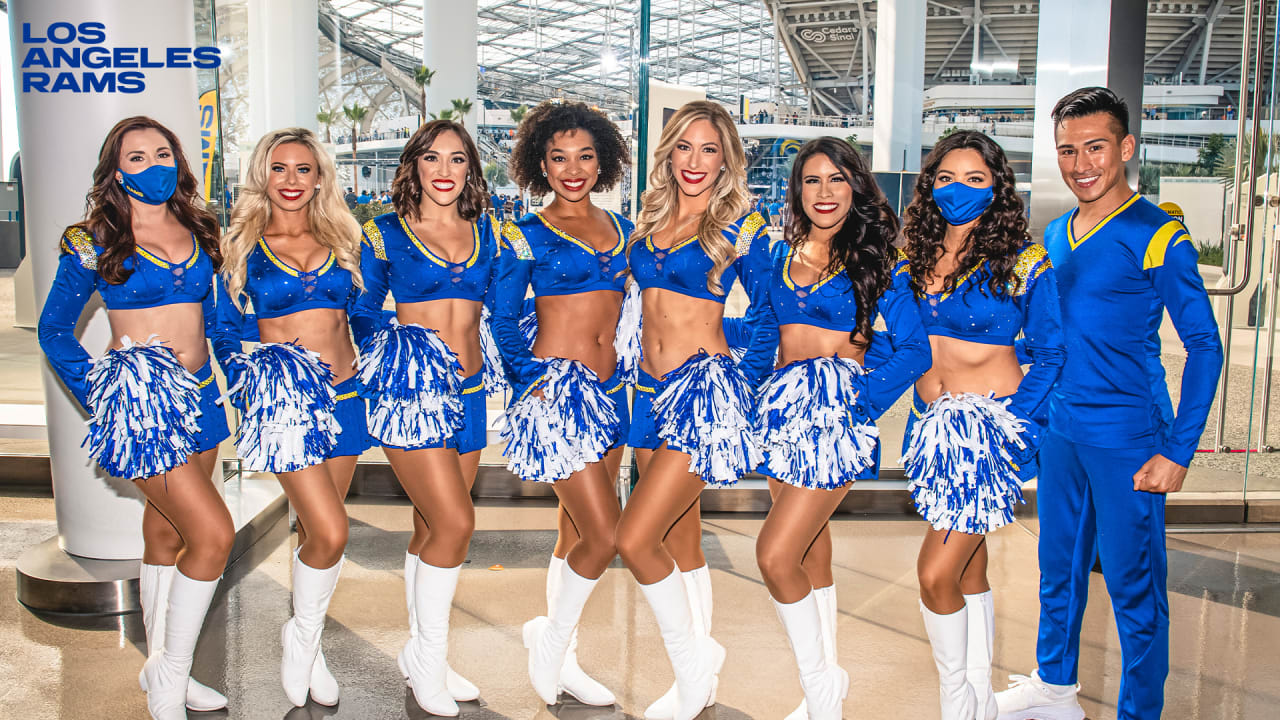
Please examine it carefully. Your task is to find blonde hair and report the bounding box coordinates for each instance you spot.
[629,101,750,296]
[221,128,363,309]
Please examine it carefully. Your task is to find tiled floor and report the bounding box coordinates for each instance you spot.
[2,495,1278,719]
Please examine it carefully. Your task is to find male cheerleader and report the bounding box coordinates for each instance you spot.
[996,87,1223,720]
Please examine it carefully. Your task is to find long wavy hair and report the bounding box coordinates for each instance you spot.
[786,137,899,349]
[629,100,750,296]
[902,131,1028,298]
[221,128,363,309]
[392,120,489,222]
[72,116,221,284]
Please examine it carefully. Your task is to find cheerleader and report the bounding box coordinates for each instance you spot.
[36,117,231,720]
[753,138,931,719]
[615,100,776,720]
[209,128,371,707]
[488,101,632,707]
[348,120,495,716]
[900,131,1065,720]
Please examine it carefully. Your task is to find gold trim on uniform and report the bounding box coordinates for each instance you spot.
[1010,244,1051,296]
[1142,220,1189,270]
[61,227,98,270]
[501,221,535,261]
[734,212,767,256]
[362,219,388,261]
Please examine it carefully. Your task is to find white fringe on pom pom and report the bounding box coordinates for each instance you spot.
[83,335,202,479]
[755,357,878,489]
[652,351,763,487]
[222,342,339,473]
[356,320,465,447]
[501,359,621,483]
[479,306,510,397]
[519,304,539,346]
[613,280,643,384]
[902,392,1029,534]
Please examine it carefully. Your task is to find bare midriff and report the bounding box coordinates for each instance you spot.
[395,298,484,377]
[258,307,358,384]
[108,303,208,372]
[533,289,624,383]
[914,335,1023,403]
[777,324,866,368]
[639,287,731,378]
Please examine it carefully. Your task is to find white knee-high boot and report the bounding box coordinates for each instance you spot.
[639,570,725,720]
[138,563,228,712]
[404,561,461,716]
[920,601,978,720]
[643,565,715,720]
[784,584,839,720]
[401,551,480,702]
[141,570,219,720]
[281,553,343,707]
[775,593,849,720]
[965,591,999,720]
[525,562,608,704]
[544,555,615,705]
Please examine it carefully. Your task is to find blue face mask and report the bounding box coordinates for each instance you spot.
[932,182,994,225]
[119,164,178,205]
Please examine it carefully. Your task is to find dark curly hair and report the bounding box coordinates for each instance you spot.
[509,101,629,195]
[786,137,900,349]
[392,120,489,221]
[902,131,1029,299]
[75,116,221,284]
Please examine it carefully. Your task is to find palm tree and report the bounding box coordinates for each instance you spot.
[316,110,335,143]
[483,161,509,188]
[413,66,436,125]
[1216,131,1279,190]
[343,103,369,196]
[429,109,456,122]
[450,98,474,128]
[509,104,529,125]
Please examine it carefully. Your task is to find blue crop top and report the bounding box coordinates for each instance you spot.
[489,210,635,395]
[628,212,771,305]
[37,226,216,408]
[909,243,1066,423]
[210,237,360,380]
[349,211,500,347]
[759,245,932,418]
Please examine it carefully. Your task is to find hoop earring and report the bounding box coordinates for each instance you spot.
[542,171,548,177]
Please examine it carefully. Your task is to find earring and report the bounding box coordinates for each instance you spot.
[315,184,321,189]
[720,165,726,172]
[542,171,548,177]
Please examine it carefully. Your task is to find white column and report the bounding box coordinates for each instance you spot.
[422,0,479,128]
[1030,0,1146,234]
[9,0,203,559]
[248,0,319,140]
[871,0,926,172]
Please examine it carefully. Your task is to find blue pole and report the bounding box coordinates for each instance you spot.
[636,0,651,211]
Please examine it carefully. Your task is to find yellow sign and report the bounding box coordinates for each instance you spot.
[198,89,219,203]
[1158,201,1185,224]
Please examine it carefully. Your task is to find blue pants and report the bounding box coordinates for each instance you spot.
[1035,430,1169,720]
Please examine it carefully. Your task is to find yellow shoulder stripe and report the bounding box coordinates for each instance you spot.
[1011,244,1050,295]
[501,221,535,260]
[61,227,98,270]
[361,219,387,261]
[735,212,767,256]
[1143,220,1189,270]
[894,247,910,275]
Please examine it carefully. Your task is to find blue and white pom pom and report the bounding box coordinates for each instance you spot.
[652,351,763,487]
[613,280,643,385]
[902,392,1029,534]
[519,302,539,346]
[82,335,202,479]
[755,356,878,489]
[501,358,621,482]
[479,306,510,397]
[356,320,465,447]
[222,342,339,473]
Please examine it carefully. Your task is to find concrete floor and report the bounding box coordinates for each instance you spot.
[2,494,1278,720]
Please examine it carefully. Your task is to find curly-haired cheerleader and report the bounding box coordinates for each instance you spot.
[211,128,371,707]
[754,138,931,719]
[900,131,1065,720]
[616,100,777,720]
[489,101,634,707]
[348,120,497,716]
[37,117,231,720]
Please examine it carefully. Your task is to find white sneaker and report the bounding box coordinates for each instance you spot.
[995,671,1085,720]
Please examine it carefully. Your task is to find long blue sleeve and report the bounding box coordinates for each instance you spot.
[1008,260,1067,425]
[36,250,98,410]
[1150,238,1223,467]
[210,275,249,387]
[865,270,932,419]
[349,229,392,349]
[734,224,779,385]
[490,223,543,396]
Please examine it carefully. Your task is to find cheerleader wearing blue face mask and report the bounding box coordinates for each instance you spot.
[119,164,178,205]
[932,181,994,225]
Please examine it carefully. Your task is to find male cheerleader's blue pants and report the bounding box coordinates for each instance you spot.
[1035,430,1169,720]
